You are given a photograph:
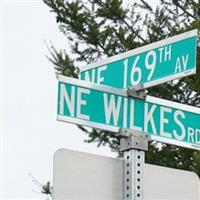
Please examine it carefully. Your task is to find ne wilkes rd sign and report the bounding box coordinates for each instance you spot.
[57,76,200,150]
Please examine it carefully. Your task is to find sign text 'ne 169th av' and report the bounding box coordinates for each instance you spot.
[57,76,200,150]
[80,30,197,89]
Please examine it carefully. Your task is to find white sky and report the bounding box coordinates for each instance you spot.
[2,0,116,199]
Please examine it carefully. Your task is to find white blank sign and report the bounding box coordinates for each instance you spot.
[53,149,200,200]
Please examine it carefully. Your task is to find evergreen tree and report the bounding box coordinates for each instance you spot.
[43,0,200,177]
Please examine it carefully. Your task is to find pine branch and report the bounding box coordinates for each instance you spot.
[173,0,198,20]
[94,0,146,43]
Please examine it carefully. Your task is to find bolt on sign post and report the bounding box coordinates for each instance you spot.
[79,30,197,90]
[57,75,200,151]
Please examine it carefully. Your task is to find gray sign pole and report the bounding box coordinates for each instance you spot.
[119,88,149,200]
[120,129,149,200]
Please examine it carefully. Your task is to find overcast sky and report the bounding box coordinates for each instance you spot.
[2,1,116,199]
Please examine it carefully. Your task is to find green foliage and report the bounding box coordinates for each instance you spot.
[46,44,78,78]
[30,173,53,199]
[44,0,200,177]
[41,181,52,197]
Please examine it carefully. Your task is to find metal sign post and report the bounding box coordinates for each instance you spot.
[120,129,149,200]
[119,86,149,200]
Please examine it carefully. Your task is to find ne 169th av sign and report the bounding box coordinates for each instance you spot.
[57,76,200,150]
[80,30,197,89]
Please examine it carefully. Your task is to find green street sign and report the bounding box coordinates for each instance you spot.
[57,76,200,150]
[80,30,197,89]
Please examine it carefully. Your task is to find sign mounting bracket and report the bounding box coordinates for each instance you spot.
[127,84,146,100]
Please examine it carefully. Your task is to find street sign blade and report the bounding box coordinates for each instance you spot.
[79,29,197,89]
[57,75,200,150]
